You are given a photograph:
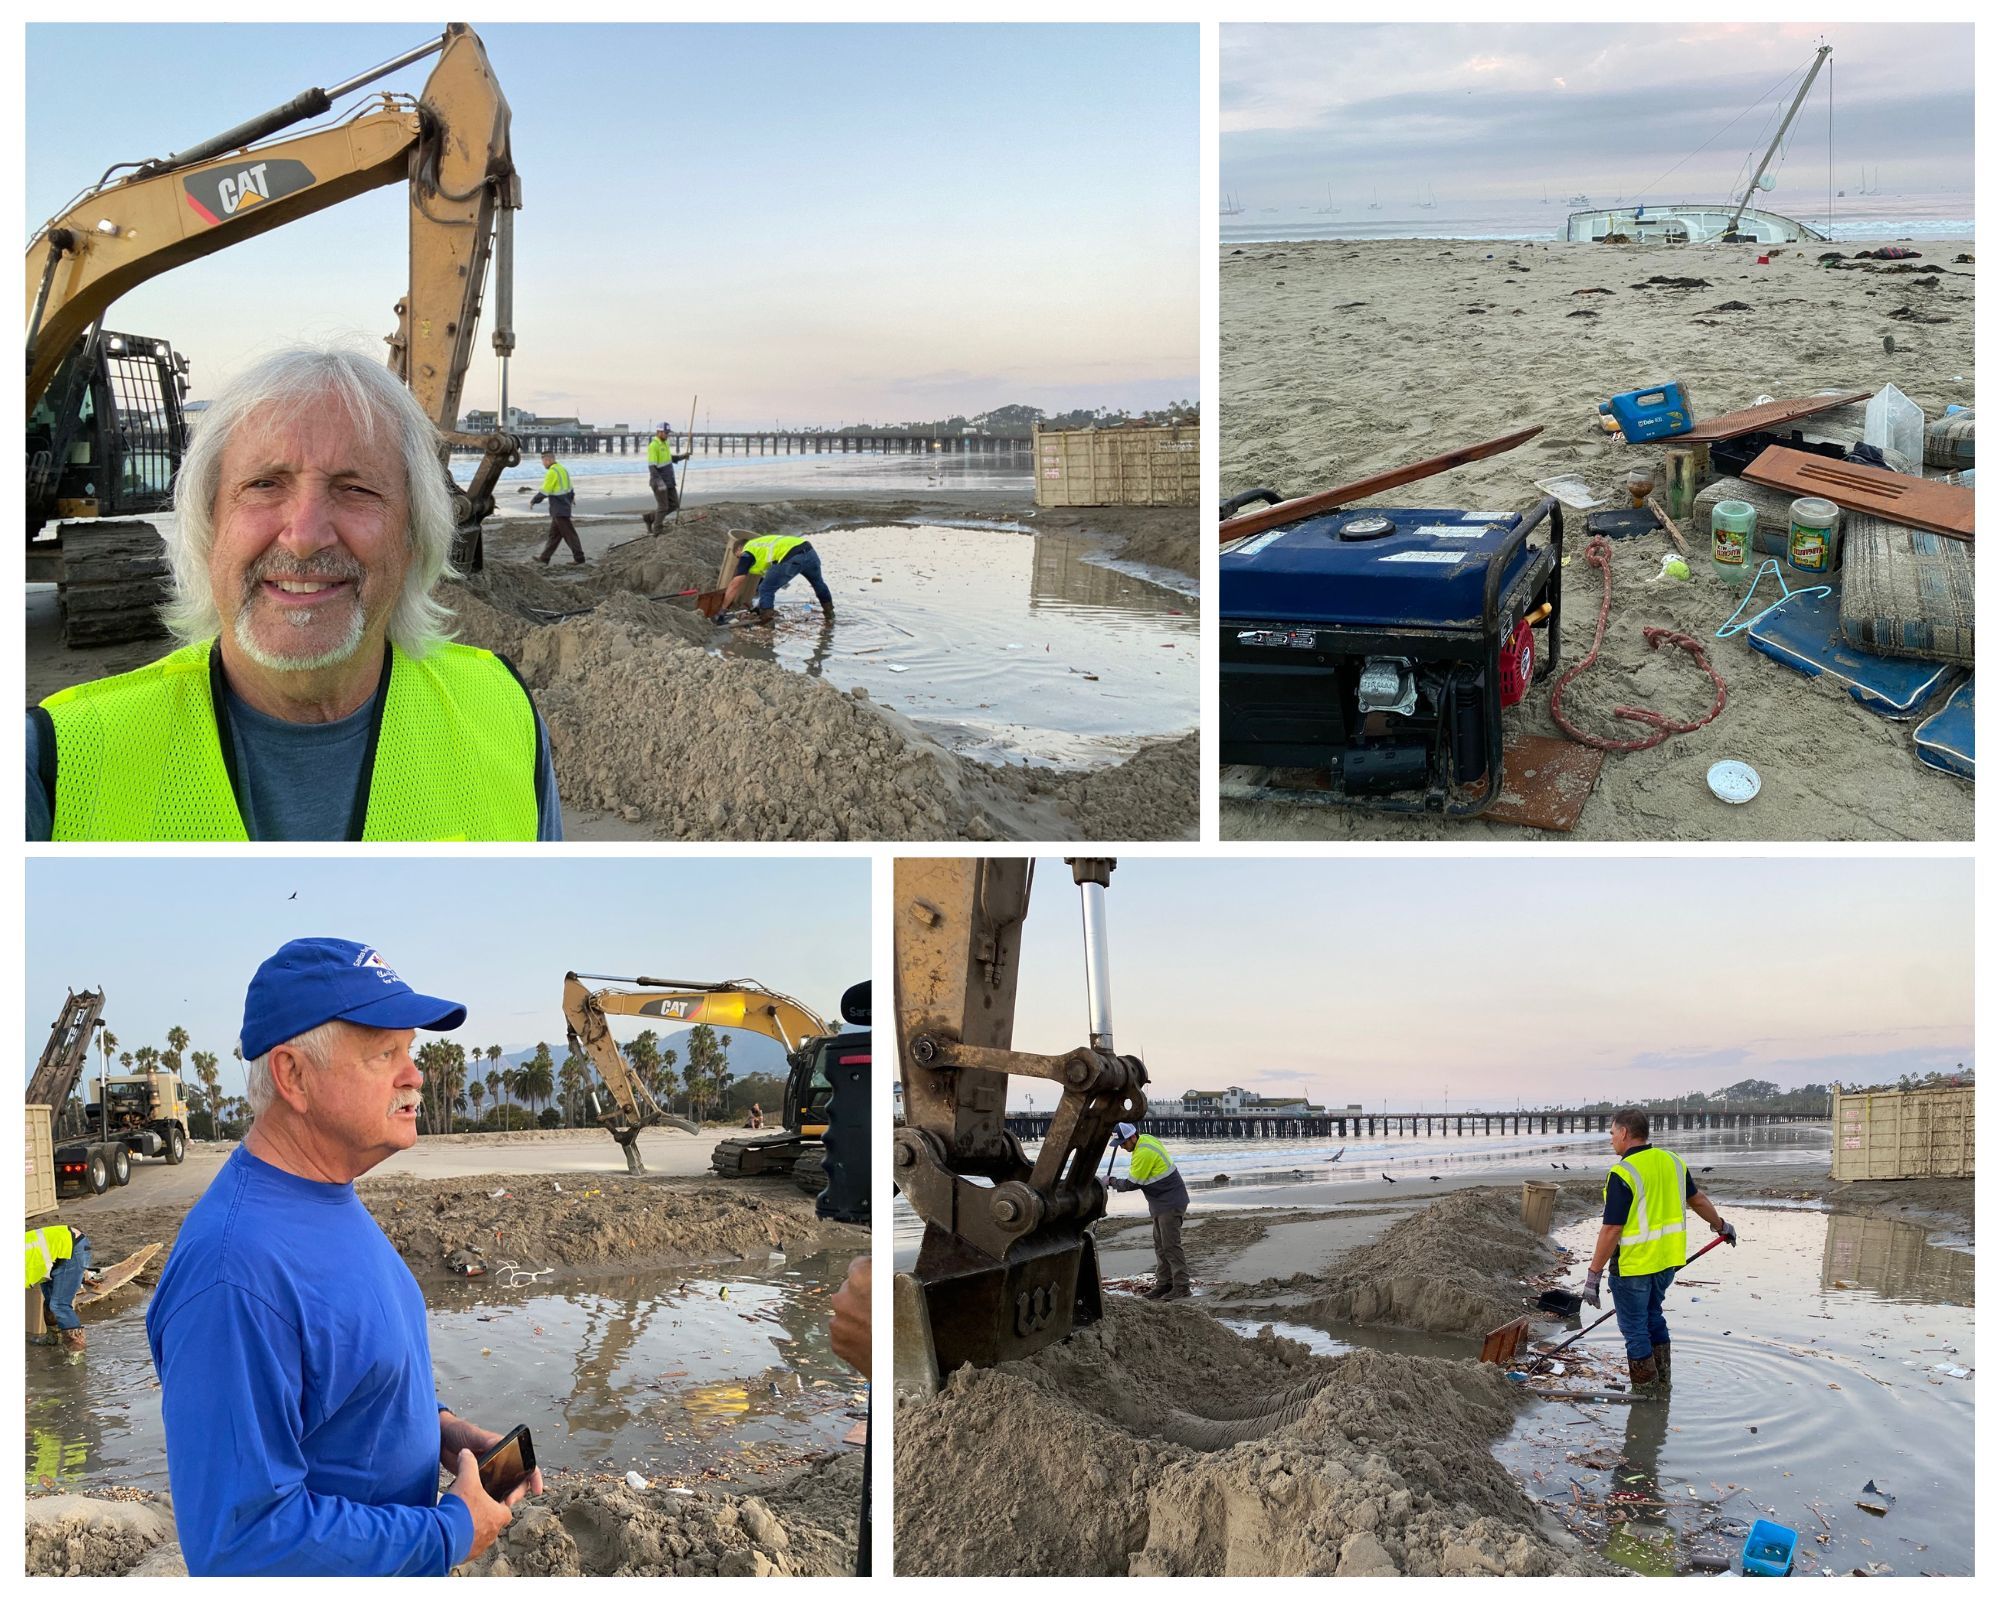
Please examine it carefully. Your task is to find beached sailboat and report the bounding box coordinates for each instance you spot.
[1567,44,1833,245]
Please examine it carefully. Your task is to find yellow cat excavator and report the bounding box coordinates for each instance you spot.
[892,858,1147,1396]
[561,972,841,1184]
[26,22,522,642]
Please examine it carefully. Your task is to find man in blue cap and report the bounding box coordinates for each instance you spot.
[146,938,543,1575]
[1107,1121,1191,1300]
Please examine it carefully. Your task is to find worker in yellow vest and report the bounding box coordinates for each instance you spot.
[720,532,836,623]
[643,425,690,530]
[1107,1121,1191,1300]
[529,453,585,565]
[1582,1109,1736,1393]
[26,1224,95,1353]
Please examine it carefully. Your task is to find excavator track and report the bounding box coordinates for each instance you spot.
[56,521,172,647]
[710,1133,807,1179]
[791,1149,828,1196]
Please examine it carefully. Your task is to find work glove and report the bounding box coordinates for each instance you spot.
[530,493,544,507]
[1716,1219,1738,1245]
[1581,1269,1603,1309]
[1108,1177,1134,1193]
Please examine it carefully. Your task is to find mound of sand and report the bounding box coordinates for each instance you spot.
[25,1456,861,1579]
[470,1453,861,1577]
[363,1174,865,1279]
[1220,238,1972,843]
[452,499,1198,842]
[893,1297,1601,1576]
[25,1495,184,1577]
[1212,1188,1566,1335]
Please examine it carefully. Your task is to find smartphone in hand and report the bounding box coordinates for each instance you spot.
[477,1425,535,1500]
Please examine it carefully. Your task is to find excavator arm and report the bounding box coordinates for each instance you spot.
[25,23,520,560]
[561,973,831,1175]
[892,858,1148,1396]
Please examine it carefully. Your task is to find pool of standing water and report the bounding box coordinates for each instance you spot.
[709,523,1197,767]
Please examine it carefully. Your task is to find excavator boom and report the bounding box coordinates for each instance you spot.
[560,973,831,1176]
[26,24,520,558]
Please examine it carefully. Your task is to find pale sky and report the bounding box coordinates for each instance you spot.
[26,858,869,1103]
[996,858,1972,1112]
[28,23,1197,429]
[1222,22,1973,210]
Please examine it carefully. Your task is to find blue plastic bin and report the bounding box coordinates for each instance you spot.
[1741,1519,1798,1576]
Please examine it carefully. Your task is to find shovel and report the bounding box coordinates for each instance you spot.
[1490,1233,1731,1370]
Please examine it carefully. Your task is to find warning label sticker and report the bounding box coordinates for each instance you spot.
[1380,551,1464,564]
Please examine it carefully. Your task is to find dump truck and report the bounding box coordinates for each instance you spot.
[28,989,191,1196]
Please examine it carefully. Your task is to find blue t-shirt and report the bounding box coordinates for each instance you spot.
[26,675,562,841]
[145,1145,474,1576]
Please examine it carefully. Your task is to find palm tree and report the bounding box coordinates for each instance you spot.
[519,1044,555,1123]
[102,1030,119,1062]
[709,1032,735,1120]
[468,1079,485,1123]
[487,1045,504,1086]
[484,1067,501,1110]
[626,1030,660,1106]
[659,1046,680,1114]
[119,1051,133,1071]
[560,1046,588,1128]
[163,1025,190,1078]
[191,1051,221,1139]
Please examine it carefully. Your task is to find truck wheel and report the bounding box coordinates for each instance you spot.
[86,1149,111,1195]
[165,1127,186,1165]
[110,1146,133,1187]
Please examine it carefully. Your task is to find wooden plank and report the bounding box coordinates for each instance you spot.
[1218,426,1543,542]
[1678,389,1871,444]
[75,1242,162,1306]
[1743,446,1974,539]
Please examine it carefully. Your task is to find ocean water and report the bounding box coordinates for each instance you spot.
[1222,189,1973,246]
[454,447,1031,506]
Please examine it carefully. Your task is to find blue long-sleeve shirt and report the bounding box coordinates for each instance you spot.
[145,1145,473,1575]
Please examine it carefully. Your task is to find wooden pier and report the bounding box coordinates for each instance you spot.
[455,428,1036,460]
[1000,1110,1826,1141]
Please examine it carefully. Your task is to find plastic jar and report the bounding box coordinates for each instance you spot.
[1710,499,1757,585]
[1786,497,1840,576]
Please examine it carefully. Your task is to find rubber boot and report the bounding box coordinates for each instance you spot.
[58,1328,86,1354]
[1143,1282,1172,1300]
[1653,1341,1672,1387]
[1161,1285,1192,1302]
[1627,1353,1659,1395]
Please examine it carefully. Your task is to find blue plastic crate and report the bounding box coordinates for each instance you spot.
[1742,1518,1798,1577]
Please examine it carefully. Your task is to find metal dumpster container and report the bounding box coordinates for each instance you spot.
[1033,423,1198,508]
[1831,1084,1973,1180]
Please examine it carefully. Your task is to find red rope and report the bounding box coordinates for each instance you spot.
[1548,536,1727,753]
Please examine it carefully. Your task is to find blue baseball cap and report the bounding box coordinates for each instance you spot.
[241,938,467,1060]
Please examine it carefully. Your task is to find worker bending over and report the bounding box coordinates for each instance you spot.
[1582,1108,1736,1394]
[720,532,835,623]
[1108,1121,1191,1300]
[26,1224,95,1353]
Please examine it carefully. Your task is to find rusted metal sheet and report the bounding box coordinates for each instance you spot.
[1744,446,1974,539]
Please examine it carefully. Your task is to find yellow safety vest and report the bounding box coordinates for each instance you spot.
[647,437,673,467]
[742,534,807,575]
[1127,1134,1176,1185]
[541,462,574,496]
[1604,1146,1689,1276]
[39,639,541,842]
[26,1226,76,1289]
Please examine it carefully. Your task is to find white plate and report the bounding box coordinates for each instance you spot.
[1708,760,1761,804]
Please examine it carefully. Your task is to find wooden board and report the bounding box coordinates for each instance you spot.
[1220,735,1604,833]
[1218,426,1542,542]
[75,1242,162,1306]
[1677,390,1871,444]
[1480,1317,1530,1365]
[1743,446,1974,539]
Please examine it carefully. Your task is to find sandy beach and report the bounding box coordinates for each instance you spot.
[1220,236,1973,841]
[896,1167,1972,1576]
[25,495,1198,842]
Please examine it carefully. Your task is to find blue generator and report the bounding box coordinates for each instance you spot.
[1219,498,1564,816]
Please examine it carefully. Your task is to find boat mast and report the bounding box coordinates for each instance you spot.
[1726,44,1832,234]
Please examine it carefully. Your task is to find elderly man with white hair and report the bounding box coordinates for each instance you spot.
[146,938,542,1575]
[28,347,560,839]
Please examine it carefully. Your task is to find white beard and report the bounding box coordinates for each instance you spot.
[232,595,369,673]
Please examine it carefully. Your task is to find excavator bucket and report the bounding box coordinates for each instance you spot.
[894,1229,1103,1399]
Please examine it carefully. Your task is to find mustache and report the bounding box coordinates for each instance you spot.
[244,548,366,596]
[392,1092,424,1112]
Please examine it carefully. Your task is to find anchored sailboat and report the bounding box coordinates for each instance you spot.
[1567,44,1833,245]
